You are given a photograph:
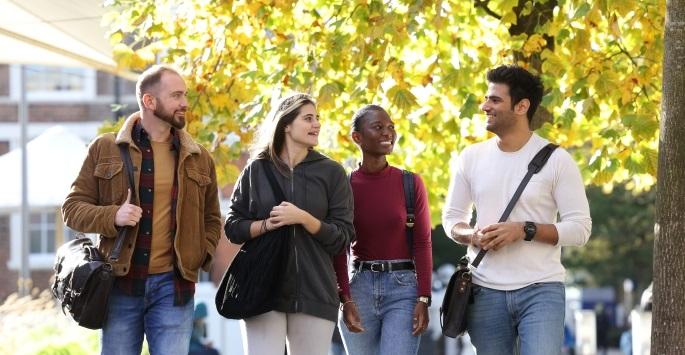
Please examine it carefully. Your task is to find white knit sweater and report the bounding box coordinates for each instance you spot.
[442,133,592,290]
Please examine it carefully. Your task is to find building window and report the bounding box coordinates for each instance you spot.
[29,211,56,254]
[10,64,96,101]
[25,66,87,93]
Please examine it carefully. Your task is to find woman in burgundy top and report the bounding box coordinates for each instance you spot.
[334,105,433,355]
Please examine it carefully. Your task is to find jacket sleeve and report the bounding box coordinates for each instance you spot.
[310,164,355,255]
[224,162,256,244]
[201,152,223,271]
[62,137,121,238]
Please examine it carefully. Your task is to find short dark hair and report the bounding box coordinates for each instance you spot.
[351,104,387,133]
[135,65,181,109]
[486,65,544,123]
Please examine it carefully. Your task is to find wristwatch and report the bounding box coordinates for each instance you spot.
[523,221,537,241]
[417,296,431,306]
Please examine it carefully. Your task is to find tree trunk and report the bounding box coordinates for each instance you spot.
[652,0,685,353]
[473,0,557,129]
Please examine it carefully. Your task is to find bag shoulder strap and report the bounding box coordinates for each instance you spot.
[261,159,287,203]
[109,144,137,262]
[402,170,415,255]
[471,143,558,267]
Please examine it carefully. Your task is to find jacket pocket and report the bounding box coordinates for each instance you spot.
[185,168,211,209]
[94,161,124,204]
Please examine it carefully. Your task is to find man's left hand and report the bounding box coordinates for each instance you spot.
[412,302,429,336]
[479,222,525,250]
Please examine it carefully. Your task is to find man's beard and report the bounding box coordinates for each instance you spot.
[154,104,186,129]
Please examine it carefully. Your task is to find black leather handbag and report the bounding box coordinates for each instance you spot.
[216,160,290,320]
[52,144,135,329]
[440,143,558,338]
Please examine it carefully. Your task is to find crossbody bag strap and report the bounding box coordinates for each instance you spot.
[471,143,559,268]
[402,170,416,255]
[261,159,287,204]
[109,144,137,262]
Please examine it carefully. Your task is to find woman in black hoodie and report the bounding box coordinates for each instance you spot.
[224,93,355,355]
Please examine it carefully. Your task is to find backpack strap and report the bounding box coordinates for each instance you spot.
[471,143,559,268]
[402,170,415,256]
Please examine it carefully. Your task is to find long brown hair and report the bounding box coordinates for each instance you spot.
[250,93,316,174]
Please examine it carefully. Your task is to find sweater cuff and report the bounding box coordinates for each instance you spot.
[230,220,253,244]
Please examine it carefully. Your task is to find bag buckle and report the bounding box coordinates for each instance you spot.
[370,262,386,272]
[406,214,415,228]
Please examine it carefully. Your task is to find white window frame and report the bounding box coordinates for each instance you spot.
[28,211,56,254]
[7,208,93,270]
[9,64,96,102]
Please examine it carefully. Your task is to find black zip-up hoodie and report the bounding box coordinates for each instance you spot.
[224,150,355,322]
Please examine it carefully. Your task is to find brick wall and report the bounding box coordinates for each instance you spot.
[0,141,9,155]
[0,64,9,97]
[0,104,17,122]
[30,270,53,294]
[0,216,18,301]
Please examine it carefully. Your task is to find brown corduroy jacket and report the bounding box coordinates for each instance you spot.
[62,112,222,282]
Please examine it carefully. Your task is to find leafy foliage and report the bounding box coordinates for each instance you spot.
[105,0,665,224]
[562,185,654,294]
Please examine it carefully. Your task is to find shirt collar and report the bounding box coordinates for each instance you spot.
[133,119,180,151]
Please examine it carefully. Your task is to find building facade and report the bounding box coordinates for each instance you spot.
[0,63,137,300]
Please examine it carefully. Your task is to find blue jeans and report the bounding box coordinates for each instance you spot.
[101,272,194,355]
[339,260,420,355]
[467,282,565,355]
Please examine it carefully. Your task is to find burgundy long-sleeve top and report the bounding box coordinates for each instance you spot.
[334,165,432,297]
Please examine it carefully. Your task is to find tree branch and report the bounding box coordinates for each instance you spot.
[473,0,501,20]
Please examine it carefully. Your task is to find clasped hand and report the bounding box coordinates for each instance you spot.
[268,202,304,229]
[478,222,524,251]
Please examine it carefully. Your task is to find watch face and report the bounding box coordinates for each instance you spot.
[524,222,536,240]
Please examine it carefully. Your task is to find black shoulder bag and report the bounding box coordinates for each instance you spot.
[52,143,136,329]
[440,143,558,338]
[216,159,290,319]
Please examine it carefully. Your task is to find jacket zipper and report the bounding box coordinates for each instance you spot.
[291,166,300,312]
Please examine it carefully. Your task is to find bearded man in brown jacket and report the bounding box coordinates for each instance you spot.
[62,65,221,355]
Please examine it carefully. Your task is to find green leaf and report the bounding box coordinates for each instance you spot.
[622,114,659,140]
[573,3,592,19]
[387,85,417,112]
[459,94,480,119]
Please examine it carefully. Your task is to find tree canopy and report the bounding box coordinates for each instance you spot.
[105,0,665,224]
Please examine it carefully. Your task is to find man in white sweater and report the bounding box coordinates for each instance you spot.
[442,65,591,355]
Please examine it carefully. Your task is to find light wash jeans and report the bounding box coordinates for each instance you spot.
[101,271,194,355]
[466,282,565,355]
[339,259,421,355]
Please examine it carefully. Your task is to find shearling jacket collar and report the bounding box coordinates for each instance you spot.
[115,111,201,155]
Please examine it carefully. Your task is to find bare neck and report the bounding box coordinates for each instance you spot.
[359,154,388,173]
[496,116,534,152]
[496,129,533,152]
[140,111,172,143]
[280,141,309,169]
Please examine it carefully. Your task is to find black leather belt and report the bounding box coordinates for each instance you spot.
[354,261,415,272]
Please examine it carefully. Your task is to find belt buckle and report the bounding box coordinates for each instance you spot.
[370,262,385,272]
